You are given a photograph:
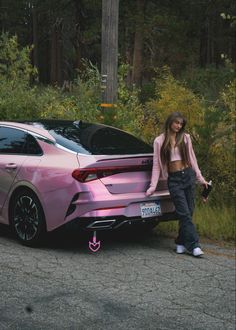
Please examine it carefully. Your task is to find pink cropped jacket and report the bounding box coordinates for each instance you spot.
[147,133,205,195]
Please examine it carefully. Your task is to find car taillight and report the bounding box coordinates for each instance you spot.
[72,169,98,182]
[72,165,151,183]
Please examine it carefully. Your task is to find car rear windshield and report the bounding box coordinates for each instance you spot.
[29,121,153,155]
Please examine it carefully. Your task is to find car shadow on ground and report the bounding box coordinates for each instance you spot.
[45,224,161,251]
[0,223,14,240]
[0,222,166,252]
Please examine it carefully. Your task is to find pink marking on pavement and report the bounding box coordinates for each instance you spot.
[89,232,101,252]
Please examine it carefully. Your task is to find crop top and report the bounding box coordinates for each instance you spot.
[170,146,182,162]
[146,133,206,195]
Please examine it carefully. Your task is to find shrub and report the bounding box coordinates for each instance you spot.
[0,33,37,86]
[0,35,100,122]
[193,78,236,206]
[181,65,235,102]
[115,63,144,136]
[139,67,205,143]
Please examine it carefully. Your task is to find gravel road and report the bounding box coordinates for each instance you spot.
[0,225,235,330]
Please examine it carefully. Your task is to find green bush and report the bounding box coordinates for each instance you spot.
[115,63,144,136]
[0,34,100,122]
[181,65,235,102]
[0,33,37,86]
[0,81,40,120]
[138,67,205,144]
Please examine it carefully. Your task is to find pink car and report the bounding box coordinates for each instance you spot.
[0,120,175,246]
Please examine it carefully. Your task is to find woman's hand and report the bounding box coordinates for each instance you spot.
[202,181,209,203]
[146,187,155,197]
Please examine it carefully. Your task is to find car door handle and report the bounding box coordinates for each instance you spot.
[5,163,17,171]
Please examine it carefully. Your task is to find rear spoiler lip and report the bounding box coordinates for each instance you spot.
[96,153,153,162]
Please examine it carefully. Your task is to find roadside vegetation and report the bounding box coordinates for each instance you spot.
[0,33,235,242]
[158,204,235,243]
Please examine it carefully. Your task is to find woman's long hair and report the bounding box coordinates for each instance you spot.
[160,112,189,166]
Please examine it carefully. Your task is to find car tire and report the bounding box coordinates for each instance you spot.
[9,189,46,246]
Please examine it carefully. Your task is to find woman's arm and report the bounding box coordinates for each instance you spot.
[146,138,161,196]
[187,134,207,185]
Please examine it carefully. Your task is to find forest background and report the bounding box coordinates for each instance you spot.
[0,0,235,241]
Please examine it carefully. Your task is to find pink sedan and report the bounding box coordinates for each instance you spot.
[0,120,175,246]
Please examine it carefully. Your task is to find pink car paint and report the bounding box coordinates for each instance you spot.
[0,120,176,245]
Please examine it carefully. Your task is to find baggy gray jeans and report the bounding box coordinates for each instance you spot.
[167,167,200,252]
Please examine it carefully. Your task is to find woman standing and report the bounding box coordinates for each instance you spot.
[146,112,208,257]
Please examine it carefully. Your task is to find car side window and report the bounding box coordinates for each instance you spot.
[0,127,42,155]
[24,134,42,155]
[0,127,26,154]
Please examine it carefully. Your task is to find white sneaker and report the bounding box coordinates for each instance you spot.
[193,247,204,257]
[176,244,186,254]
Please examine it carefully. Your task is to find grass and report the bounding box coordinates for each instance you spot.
[156,204,236,243]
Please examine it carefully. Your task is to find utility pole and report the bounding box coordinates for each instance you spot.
[101,0,119,122]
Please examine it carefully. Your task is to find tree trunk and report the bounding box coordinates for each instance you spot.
[74,0,84,71]
[199,3,226,67]
[32,5,39,71]
[101,0,119,105]
[50,20,63,85]
[0,0,6,31]
[131,0,145,86]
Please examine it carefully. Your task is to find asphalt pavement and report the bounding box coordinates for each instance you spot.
[0,225,235,330]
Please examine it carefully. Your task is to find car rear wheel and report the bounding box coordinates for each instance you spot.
[10,189,46,246]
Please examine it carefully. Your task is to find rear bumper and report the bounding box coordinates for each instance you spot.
[61,188,177,232]
[65,190,175,220]
[66,211,178,231]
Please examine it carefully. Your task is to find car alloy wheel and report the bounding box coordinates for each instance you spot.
[10,190,45,246]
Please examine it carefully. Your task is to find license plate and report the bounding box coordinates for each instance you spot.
[140,202,162,218]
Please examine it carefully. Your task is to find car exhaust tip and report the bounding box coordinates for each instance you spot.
[86,219,116,230]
